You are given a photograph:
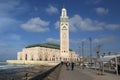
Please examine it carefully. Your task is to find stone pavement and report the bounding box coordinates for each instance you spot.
[58,65,120,80]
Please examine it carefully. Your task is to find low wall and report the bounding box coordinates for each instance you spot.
[29,63,62,80]
[6,60,60,66]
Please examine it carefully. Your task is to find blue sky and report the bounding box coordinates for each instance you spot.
[0,0,120,61]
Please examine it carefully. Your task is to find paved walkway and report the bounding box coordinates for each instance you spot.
[58,65,120,80]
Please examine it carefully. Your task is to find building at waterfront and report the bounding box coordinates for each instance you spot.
[18,43,79,62]
[17,8,80,62]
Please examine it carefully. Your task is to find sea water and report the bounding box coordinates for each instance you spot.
[0,62,30,70]
[0,62,32,79]
[0,62,50,79]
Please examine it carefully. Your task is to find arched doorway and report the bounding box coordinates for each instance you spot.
[45,53,48,61]
[38,53,42,61]
[25,54,27,60]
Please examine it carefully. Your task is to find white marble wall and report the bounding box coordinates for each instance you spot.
[17,47,80,62]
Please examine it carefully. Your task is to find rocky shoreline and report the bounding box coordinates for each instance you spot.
[0,65,52,80]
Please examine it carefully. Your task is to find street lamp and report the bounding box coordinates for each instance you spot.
[78,47,81,67]
[82,41,84,69]
[89,37,92,67]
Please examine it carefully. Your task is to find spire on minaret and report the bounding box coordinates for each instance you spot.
[61,8,67,17]
[60,7,68,22]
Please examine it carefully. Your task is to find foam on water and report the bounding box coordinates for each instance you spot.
[0,62,30,70]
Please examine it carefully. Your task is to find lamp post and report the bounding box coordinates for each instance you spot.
[82,41,84,69]
[115,55,118,76]
[89,37,92,67]
[78,46,82,68]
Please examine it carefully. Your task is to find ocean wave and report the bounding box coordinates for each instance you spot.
[0,64,30,70]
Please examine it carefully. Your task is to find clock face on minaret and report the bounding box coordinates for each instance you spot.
[60,8,69,60]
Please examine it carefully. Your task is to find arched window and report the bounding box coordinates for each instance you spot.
[56,57,58,60]
[52,58,55,61]
[25,54,27,60]
[38,53,42,61]
[45,53,48,61]
[30,53,34,61]
[31,57,33,61]
[39,58,42,61]
[45,58,48,61]
[60,57,62,61]
[77,58,78,61]
[20,57,22,60]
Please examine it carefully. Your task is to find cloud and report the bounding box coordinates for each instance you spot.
[69,36,119,45]
[93,36,119,44]
[7,34,21,41]
[93,0,103,4]
[0,0,29,34]
[85,0,103,4]
[0,33,25,51]
[95,7,109,15]
[21,17,50,32]
[70,15,104,31]
[106,24,120,30]
[0,17,20,33]
[70,39,87,44]
[69,36,119,51]
[34,7,39,12]
[55,14,104,32]
[0,33,27,61]
[0,0,30,61]
[0,33,23,45]
[0,0,29,17]
[0,0,19,16]
[55,14,120,32]
[46,38,59,44]
[54,21,59,29]
[46,5,58,14]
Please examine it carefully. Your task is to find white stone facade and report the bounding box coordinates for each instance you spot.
[17,47,80,62]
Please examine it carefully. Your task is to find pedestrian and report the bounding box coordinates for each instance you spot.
[61,61,63,65]
[118,65,120,74]
[71,62,75,70]
[66,61,70,70]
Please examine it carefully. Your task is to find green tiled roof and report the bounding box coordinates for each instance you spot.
[25,43,72,51]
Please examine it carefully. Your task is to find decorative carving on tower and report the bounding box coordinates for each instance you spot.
[60,8,69,61]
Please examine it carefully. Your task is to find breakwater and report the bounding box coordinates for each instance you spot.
[0,64,52,80]
[29,63,62,80]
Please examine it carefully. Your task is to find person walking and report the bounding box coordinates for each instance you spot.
[66,61,70,70]
[71,62,75,70]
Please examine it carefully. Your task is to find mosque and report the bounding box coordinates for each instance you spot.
[17,8,80,62]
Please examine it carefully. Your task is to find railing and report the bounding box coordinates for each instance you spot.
[29,63,62,80]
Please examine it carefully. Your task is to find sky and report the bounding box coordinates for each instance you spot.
[0,0,120,61]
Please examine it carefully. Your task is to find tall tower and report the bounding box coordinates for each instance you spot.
[60,8,69,61]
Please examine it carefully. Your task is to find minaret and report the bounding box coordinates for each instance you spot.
[60,8,69,61]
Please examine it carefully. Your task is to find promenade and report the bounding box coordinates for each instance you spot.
[58,65,120,80]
